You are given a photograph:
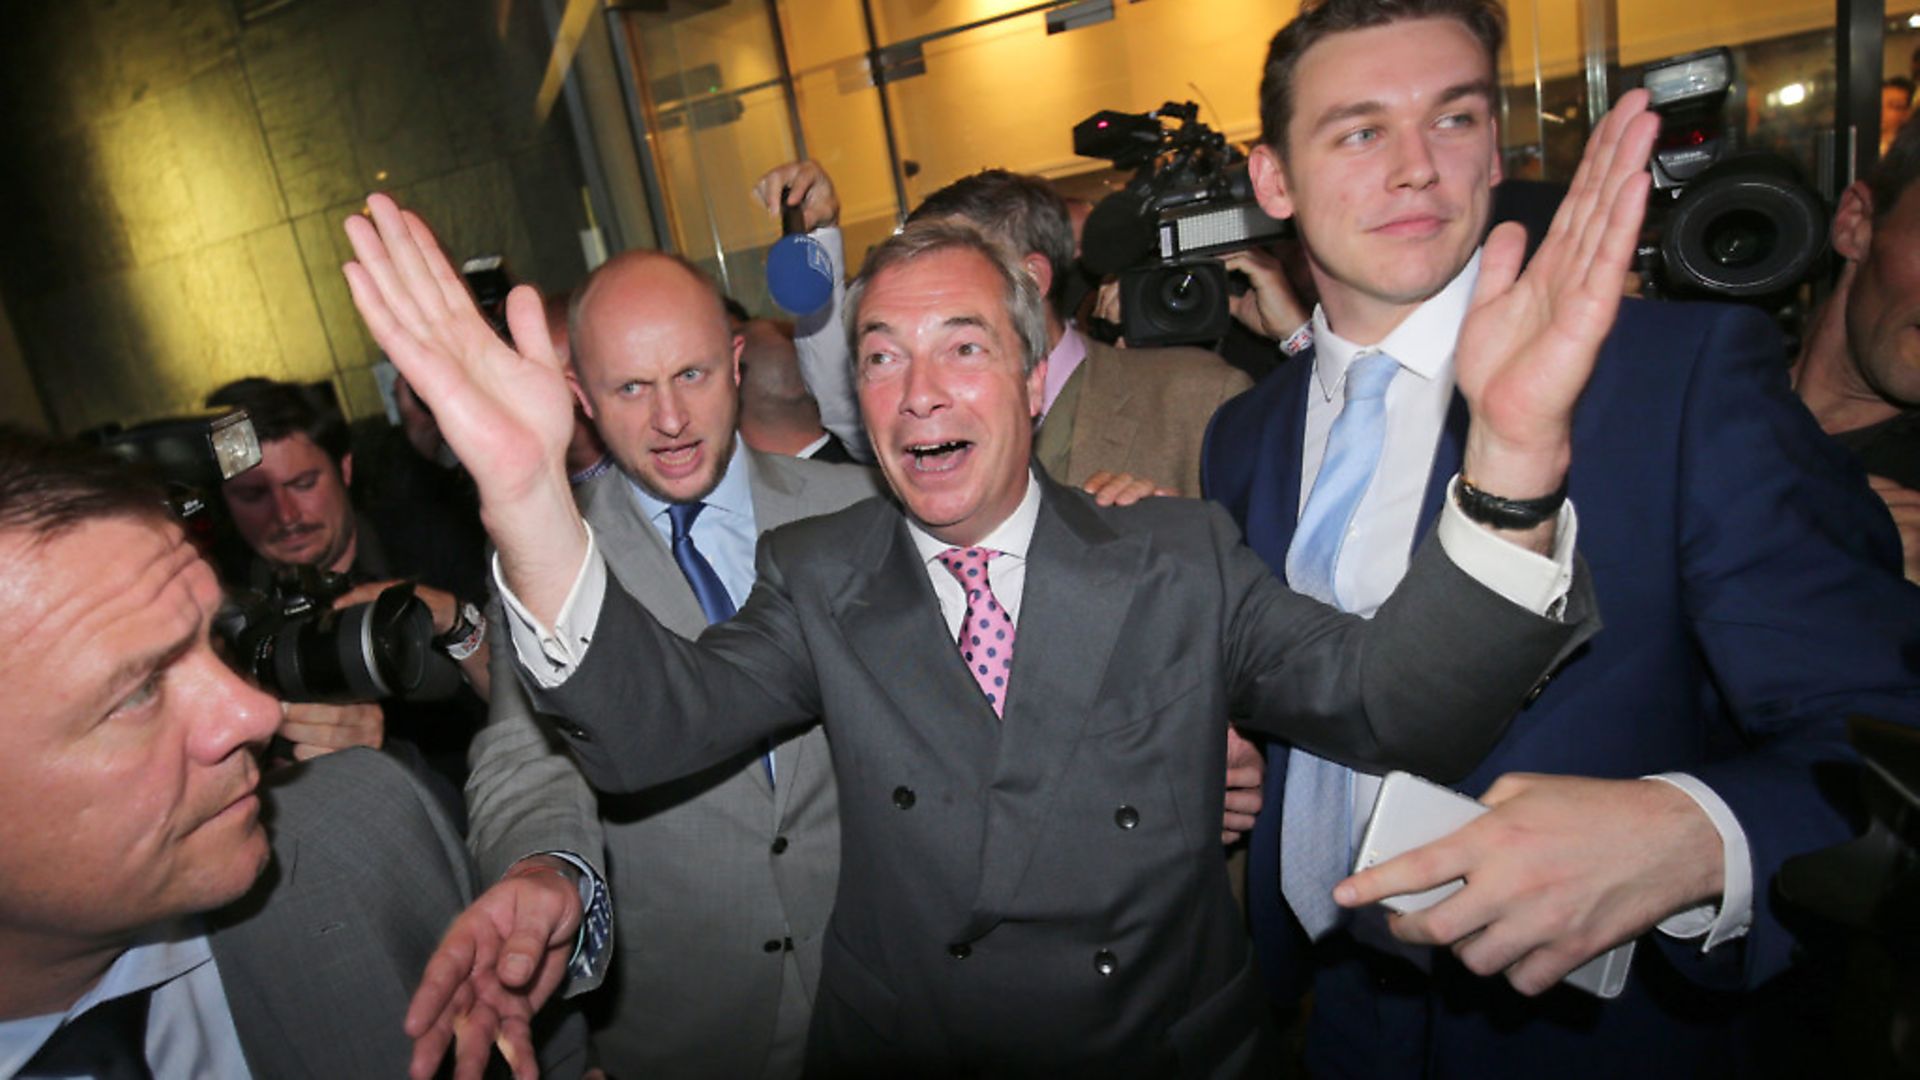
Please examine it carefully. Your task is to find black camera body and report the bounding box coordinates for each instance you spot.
[1076,102,1288,347]
[218,567,436,705]
[1637,48,1826,303]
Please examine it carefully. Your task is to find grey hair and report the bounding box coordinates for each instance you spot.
[842,219,1050,382]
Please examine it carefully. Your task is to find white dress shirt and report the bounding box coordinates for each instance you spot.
[1307,252,1750,950]
[0,923,253,1080]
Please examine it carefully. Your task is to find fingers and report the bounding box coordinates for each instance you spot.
[1470,221,1529,310]
[451,1003,504,1080]
[1334,832,1474,909]
[407,919,488,1038]
[1081,471,1161,507]
[330,581,394,609]
[348,198,439,345]
[505,284,562,372]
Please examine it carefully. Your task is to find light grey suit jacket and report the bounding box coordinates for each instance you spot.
[209,748,588,1079]
[467,449,882,1079]
[531,472,1597,1077]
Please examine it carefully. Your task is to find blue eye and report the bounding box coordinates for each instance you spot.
[113,672,164,717]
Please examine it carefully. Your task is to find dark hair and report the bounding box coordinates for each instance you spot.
[908,169,1076,320]
[205,378,350,463]
[844,219,1050,377]
[1259,0,1505,154]
[722,296,752,325]
[0,426,169,543]
[1887,76,1917,107]
[1869,111,1920,219]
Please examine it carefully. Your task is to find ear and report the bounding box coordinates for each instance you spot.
[730,333,746,386]
[339,452,353,488]
[1250,143,1296,221]
[1022,252,1055,299]
[565,363,595,420]
[1026,356,1049,420]
[1832,181,1874,263]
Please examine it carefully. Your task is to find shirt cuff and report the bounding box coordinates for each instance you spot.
[1645,773,1753,950]
[493,522,608,689]
[1433,476,1577,617]
[513,852,614,987]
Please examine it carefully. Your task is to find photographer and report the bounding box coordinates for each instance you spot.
[206,378,489,811]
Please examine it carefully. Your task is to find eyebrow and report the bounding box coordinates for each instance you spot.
[1309,80,1494,136]
[99,629,197,711]
[856,314,992,340]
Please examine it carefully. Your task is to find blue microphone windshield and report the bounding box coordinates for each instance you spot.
[766,233,835,315]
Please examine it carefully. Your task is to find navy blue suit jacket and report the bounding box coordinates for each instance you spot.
[1203,298,1920,1078]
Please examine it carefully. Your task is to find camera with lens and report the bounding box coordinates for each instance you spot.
[1636,47,1827,304]
[92,408,437,705]
[1075,102,1289,347]
[217,568,435,705]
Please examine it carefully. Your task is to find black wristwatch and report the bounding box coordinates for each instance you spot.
[1454,477,1568,530]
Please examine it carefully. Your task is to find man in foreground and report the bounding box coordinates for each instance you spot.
[0,429,584,1079]
[348,86,1654,1071]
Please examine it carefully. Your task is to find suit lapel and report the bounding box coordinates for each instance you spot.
[749,451,817,809]
[1244,351,1314,573]
[580,469,709,637]
[961,477,1146,940]
[1414,391,1469,552]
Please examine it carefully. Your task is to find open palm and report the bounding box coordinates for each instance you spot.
[1455,91,1660,463]
[343,194,575,506]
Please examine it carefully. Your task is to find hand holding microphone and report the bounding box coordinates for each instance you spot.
[754,161,841,316]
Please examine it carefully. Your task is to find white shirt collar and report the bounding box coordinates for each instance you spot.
[907,468,1043,565]
[1309,249,1482,402]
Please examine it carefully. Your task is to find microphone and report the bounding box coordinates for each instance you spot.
[765,189,835,316]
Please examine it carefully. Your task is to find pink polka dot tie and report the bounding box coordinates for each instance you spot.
[938,547,1014,717]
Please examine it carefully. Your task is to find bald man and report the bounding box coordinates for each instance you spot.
[462,251,880,1079]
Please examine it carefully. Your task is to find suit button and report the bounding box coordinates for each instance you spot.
[1114,805,1139,830]
[1524,677,1550,706]
[771,836,789,854]
[893,786,916,809]
[948,943,971,960]
[763,939,783,953]
[1093,949,1118,976]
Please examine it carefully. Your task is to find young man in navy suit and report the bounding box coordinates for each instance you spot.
[1204,1,1920,1075]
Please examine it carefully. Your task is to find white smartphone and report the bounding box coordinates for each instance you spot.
[1353,771,1635,999]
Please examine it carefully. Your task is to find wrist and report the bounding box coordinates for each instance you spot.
[1460,427,1571,502]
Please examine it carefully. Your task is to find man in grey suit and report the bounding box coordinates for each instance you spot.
[0,430,584,1080]
[350,91,1651,1073]
[465,249,880,1079]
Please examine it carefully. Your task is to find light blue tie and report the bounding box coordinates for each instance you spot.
[1281,350,1400,938]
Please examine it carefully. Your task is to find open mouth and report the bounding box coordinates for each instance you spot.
[906,440,973,473]
[652,442,701,472]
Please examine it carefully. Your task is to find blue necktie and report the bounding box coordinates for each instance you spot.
[668,502,775,786]
[1280,350,1400,938]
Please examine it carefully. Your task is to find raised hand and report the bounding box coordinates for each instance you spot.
[343,195,589,624]
[752,160,841,232]
[1454,90,1660,510]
